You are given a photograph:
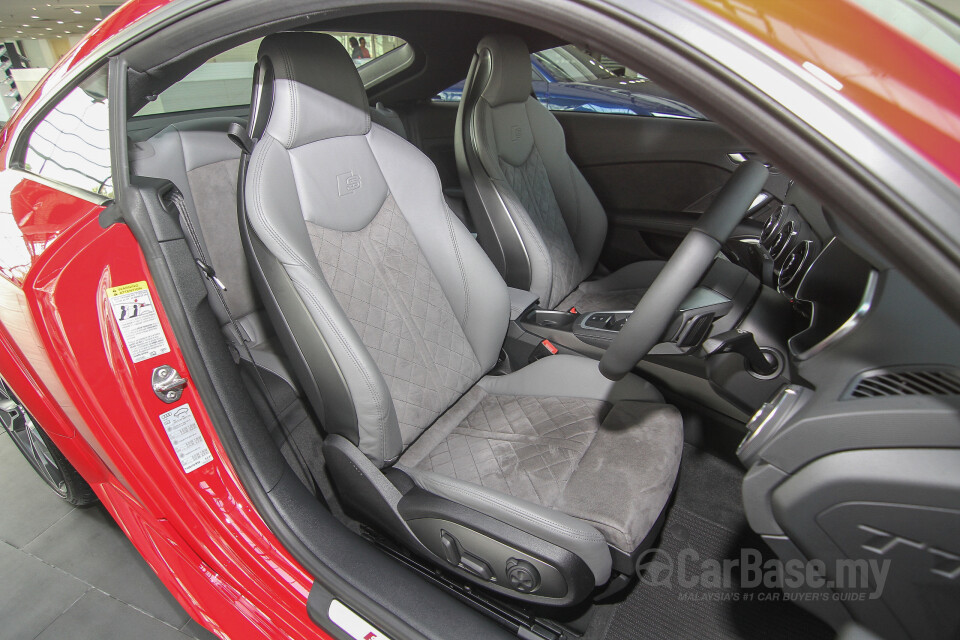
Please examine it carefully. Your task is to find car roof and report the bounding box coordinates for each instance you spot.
[689,0,960,187]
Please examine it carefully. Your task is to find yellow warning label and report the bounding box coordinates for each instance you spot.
[106,280,170,363]
[107,281,148,297]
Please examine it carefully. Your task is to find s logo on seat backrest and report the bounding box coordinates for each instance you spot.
[511,125,522,142]
[337,171,362,196]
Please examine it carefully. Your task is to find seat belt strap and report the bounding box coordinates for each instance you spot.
[170,189,329,501]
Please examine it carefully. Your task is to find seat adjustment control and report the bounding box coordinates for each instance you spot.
[506,558,541,593]
[439,530,494,581]
[439,530,461,565]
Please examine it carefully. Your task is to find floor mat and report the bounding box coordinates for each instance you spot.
[596,445,834,640]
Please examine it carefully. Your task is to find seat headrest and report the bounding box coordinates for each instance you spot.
[476,34,532,107]
[248,32,371,149]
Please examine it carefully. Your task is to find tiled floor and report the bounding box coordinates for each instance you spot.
[0,432,216,640]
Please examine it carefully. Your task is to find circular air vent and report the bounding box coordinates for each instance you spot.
[778,240,811,290]
[770,220,796,259]
[760,207,782,247]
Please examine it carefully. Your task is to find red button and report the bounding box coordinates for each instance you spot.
[568,306,578,314]
[541,339,559,355]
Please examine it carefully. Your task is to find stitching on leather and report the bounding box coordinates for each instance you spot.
[290,276,390,463]
[496,177,552,302]
[442,208,475,349]
[566,158,583,243]
[567,513,632,543]
[421,475,605,542]
[279,46,297,149]
[249,137,311,271]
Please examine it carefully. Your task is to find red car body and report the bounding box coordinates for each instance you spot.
[0,1,957,638]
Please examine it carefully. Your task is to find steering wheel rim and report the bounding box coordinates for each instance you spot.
[598,160,770,381]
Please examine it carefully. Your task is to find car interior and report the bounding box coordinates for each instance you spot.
[103,5,960,640]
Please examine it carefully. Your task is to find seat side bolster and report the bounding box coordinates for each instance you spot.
[397,465,612,585]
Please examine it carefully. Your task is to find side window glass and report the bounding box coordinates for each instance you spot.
[134,33,407,117]
[22,66,112,197]
[433,45,704,120]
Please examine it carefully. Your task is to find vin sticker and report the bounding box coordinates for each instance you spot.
[107,281,171,363]
[159,404,213,473]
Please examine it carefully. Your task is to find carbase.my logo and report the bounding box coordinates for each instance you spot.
[636,547,890,601]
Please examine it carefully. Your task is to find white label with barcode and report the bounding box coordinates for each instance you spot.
[159,404,213,473]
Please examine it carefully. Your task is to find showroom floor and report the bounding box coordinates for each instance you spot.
[0,434,216,640]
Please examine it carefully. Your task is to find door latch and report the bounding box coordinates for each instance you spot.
[152,366,187,403]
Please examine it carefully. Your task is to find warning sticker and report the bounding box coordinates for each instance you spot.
[158,404,213,473]
[107,281,170,363]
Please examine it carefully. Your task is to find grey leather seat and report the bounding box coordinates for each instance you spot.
[455,34,675,312]
[241,32,682,605]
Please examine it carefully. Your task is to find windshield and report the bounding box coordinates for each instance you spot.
[533,46,617,82]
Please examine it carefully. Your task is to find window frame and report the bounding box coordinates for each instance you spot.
[12,63,115,204]
[130,32,414,119]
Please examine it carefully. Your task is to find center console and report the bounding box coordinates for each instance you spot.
[502,260,797,417]
[515,286,737,360]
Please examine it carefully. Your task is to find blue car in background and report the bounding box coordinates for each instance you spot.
[435,45,705,119]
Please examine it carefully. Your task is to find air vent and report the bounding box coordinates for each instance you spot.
[844,368,960,399]
[777,241,811,291]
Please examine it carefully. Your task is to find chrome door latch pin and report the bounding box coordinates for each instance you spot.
[152,366,188,403]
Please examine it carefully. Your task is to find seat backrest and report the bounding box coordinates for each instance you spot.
[455,34,609,309]
[241,33,510,468]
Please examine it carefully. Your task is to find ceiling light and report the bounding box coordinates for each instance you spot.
[45,27,52,30]
[31,15,40,19]
[94,17,101,21]
[77,25,83,29]
[57,20,63,24]
[16,30,23,34]
[72,9,81,14]
[64,30,71,34]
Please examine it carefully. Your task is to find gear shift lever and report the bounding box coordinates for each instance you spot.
[702,329,779,376]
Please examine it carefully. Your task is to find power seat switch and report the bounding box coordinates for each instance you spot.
[439,530,494,581]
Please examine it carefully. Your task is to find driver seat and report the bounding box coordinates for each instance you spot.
[456,34,669,312]
[240,33,683,605]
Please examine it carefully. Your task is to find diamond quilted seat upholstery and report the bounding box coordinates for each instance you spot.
[240,31,683,605]
[306,194,482,447]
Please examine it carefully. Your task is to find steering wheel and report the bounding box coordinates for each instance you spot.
[599,160,769,381]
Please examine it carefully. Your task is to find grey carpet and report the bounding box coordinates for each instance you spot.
[594,445,834,640]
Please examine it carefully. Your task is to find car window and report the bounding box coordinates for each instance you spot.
[22,66,113,198]
[533,45,617,82]
[134,32,407,117]
[432,45,703,120]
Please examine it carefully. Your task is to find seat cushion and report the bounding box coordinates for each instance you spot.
[400,355,683,553]
[556,260,666,312]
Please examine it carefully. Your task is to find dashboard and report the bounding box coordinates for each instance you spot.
[752,192,875,366]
